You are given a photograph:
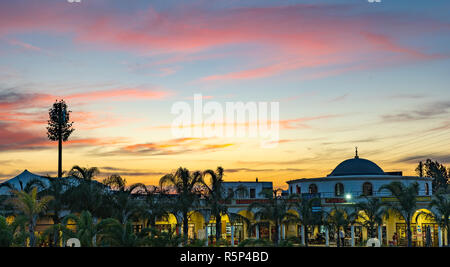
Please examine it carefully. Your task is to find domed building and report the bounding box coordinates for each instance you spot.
[287,149,432,199]
[286,149,438,247]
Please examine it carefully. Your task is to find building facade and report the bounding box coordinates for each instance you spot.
[0,153,446,247]
[286,153,436,246]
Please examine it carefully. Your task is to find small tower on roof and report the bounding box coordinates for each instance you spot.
[355,146,359,159]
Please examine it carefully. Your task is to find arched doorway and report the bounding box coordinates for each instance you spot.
[187,211,205,240]
[206,213,231,243]
[286,209,302,241]
[235,210,254,241]
[155,213,178,234]
[413,209,439,247]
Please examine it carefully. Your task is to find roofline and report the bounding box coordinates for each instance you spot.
[287,175,432,184]
[223,181,272,184]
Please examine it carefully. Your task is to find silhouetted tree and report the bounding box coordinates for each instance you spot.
[39,177,72,246]
[202,166,230,241]
[102,174,127,191]
[324,206,356,247]
[417,159,448,193]
[138,186,170,229]
[47,100,74,178]
[292,196,322,247]
[415,161,424,177]
[61,210,115,247]
[8,187,54,247]
[416,190,450,247]
[102,175,147,225]
[379,182,419,247]
[159,167,203,242]
[248,189,298,246]
[354,196,388,239]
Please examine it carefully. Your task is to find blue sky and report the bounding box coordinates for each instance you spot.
[0,0,449,187]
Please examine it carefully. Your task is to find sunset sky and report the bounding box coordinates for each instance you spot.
[1,0,450,188]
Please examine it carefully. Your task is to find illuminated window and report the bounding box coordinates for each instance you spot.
[309,184,318,194]
[362,182,373,196]
[335,183,344,197]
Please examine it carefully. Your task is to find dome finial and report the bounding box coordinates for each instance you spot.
[355,146,359,159]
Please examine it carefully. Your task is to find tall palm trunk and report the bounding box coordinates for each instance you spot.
[274,222,279,246]
[336,227,341,247]
[183,211,189,239]
[215,213,222,241]
[29,225,35,247]
[406,219,412,247]
[92,217,98,247]
[148,216,156,229]
[53,224,60,247]
[447,225,450,247]
[304,225,309,247]
[52,216,61,247]
[371,225,375,238]
[58,104,63,178]
[29,217,37,247]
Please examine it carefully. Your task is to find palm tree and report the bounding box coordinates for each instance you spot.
[325,206,356,247]
[159,167,203,240]
[292,196,322,247]
[379,181,419,247]
[138,186,170,229]
[201,166,232,241]
[102,174,127,191]
[39,177,71,246]
[416,191,450,246]
[354,196,387,240]
[0,215,28,247]
[142,227,184,247]
[8,187,54,247]
[102,174,147,225]
[99,219,145,247]
[66,165,109,218]
[66,166,110,246]
[68,165,100,182]
[0,178,47,194]
[248,189,298,246]
[62,210,115,247]
[0,178,47,220]
[0,216,13,247]
[46,99,74,178]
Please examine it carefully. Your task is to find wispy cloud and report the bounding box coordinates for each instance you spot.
[226,167,304,173]
[99,167,166,177]
[96,137,235,157]
[328,93,349,103]
[0,120,127,152]
[395,153,450,164]
[381,100,450,122]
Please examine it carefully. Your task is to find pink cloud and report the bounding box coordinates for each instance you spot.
[119,137,234,156]
[6,39,42,52]
[0,87,171,151]
[0,2,445,81]
[65,88,172,102]
[0,88,171,111]
[0,122,126,152]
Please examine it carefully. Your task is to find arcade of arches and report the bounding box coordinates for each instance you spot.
[128,207,446,246]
